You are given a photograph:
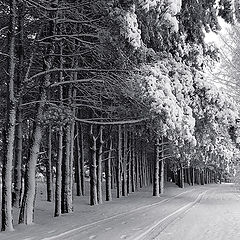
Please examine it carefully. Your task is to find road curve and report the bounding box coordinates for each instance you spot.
[41,186,213,240]
[155,183,240,240]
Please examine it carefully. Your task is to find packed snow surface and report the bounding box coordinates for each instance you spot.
[1,182,240,239]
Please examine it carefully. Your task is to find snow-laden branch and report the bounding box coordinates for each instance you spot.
[75,117,148,125]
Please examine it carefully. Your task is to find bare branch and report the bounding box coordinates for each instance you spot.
[37,34,99,42]
[0,52,10,57]
[50,79,103,87]
[27,68,134,82]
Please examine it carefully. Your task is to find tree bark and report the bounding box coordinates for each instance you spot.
[75,123,81,196]
[20,78,49,224]
[116,125,122,198]
[79,124,85,195]
[191,167,195,186]
[97,125,103,204]
[61,87,74,213]
[14,106,23,208]
[127,131,132,195]
[153,138,160,197]
[19,100,45,224]
[69,88,76,211]
[19,1,58,224]
[55,39,63,217]
[159,160,164,194]
[179,165,184,188]
[13,0,24,208]
[139,147,143,188]
[1,0,17,232]
[131,133,136,193]
[105,137,112,201]
[142,149,147,187]
[159,137,164,194]
[187,167,191,185]
[46,126,53,202]
[89,125,98,205]
[111,160,115,189]
[55,127,63,217]
[61,123,72,213]
[201,170,205,185]
[135,152,139,191]
[122,126,127,196]
[198,169,201,185]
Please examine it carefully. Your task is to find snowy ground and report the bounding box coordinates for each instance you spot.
[0,182,239,240]
[157,183,240,240]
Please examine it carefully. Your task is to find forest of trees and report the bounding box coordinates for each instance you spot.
[1,0,240,232]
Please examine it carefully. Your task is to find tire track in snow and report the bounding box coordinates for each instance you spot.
[41,188,201,240]
[128,190,208,240]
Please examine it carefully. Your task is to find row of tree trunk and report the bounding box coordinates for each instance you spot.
[172,166,218,188]
[88,125,153,205]
[1,0,222,233]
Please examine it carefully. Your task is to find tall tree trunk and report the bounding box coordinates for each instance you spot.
[89,125,98,205]
[201,169,205,185]
[75,123,81,196]
[62,123,72,213]
[198,169,201,185]
[187,167,191,185]
[135,152,139,191]
[55,41,63,217]
[191,167,195,186]
[206,169,209,184]
[159,137,164,194]
[179,165,184,188]
[122,126,127,196]
[97,125,103,204]
[55,127,63,217]
[13,0,24,208]
[111,160,115,189]
[184,168,187,183]
[46,126,52,202]
[1,0,17,231]
[19,83,47,224]
[105,137,112,201]
[159,160,164,194]
[127,131,132,195]
[139,146,143,188]
[75,121,85,196]
[69,122,74,210]
[131,133,136,193]
[153,138,160,197]
[19,1,58,224]
[116,125,122,198]
[69,88,76,211]
[142,149,147,187]
[14,106,23,208]
[62,86,74,213]
[79,124,85,195]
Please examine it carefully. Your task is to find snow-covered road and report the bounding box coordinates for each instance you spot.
[42,184,240,240]
[1,184,239,240]
[156,184,240,240]
[42,188,205,240]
